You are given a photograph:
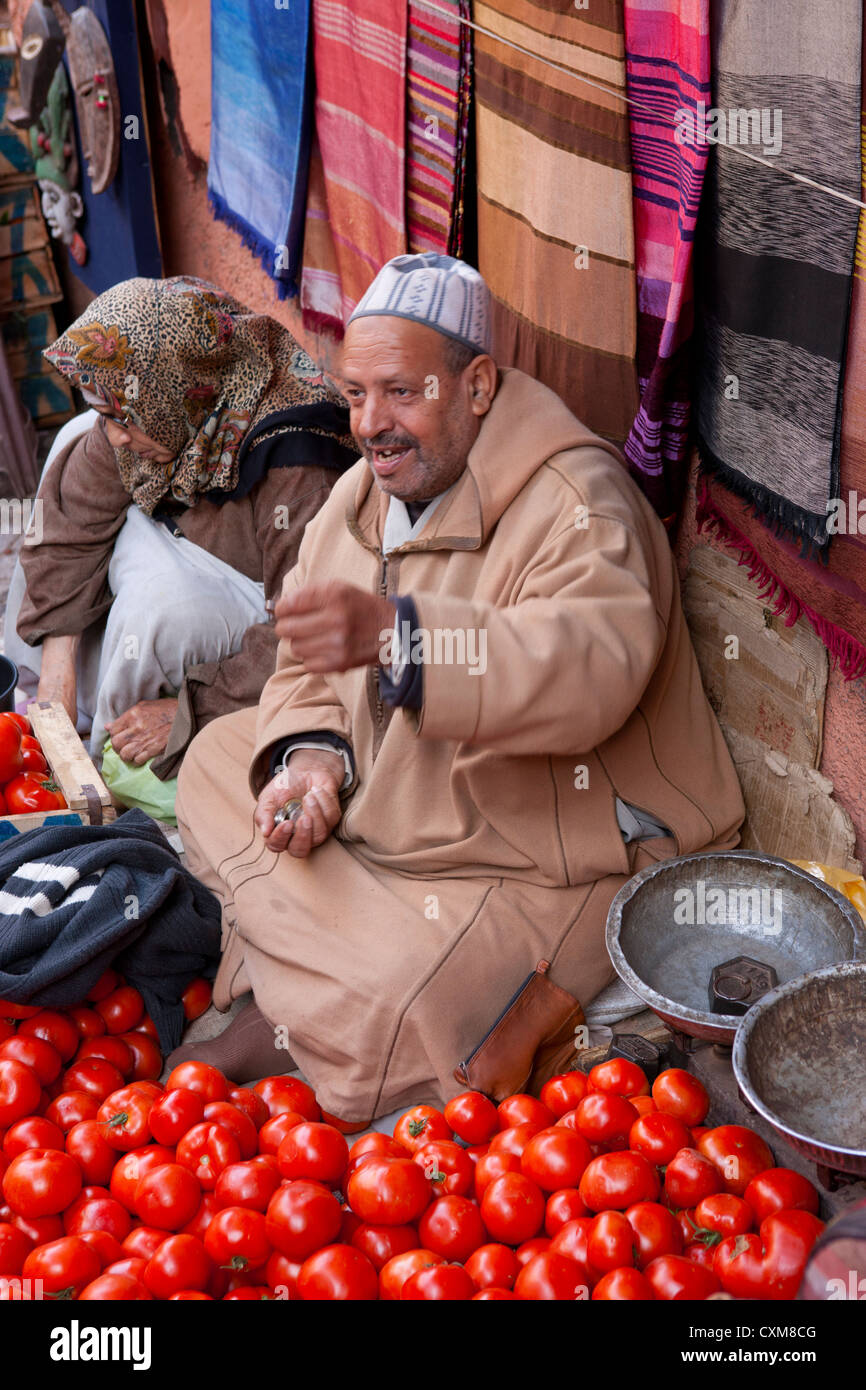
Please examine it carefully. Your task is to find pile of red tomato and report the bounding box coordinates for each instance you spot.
[0,711,68,815]
[0,1031,825,1300]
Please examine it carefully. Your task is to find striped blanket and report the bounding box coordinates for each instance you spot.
[208,0,312,297]
[406,0,472,256]
[623,0,711,522]
[306,0,407,322]
[694,0,862,551]
[473,0,638,445]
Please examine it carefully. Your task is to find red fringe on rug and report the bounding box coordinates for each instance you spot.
[695,477,866,682]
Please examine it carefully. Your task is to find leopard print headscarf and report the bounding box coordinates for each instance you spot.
[44,275,354,514]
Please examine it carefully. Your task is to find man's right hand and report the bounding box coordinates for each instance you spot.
[254,747,344,857]
[36,633,80,726]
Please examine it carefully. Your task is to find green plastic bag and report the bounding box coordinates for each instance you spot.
[101,739,178,825]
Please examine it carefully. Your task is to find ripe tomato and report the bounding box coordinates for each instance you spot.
[176,1121,240,1190]
[579,1151,660,1211]
[265,1181,342,1260]
[45,1091,99,1132]
[350,1222,418,1271]
[346,1157,432,1227]
[349,1132,410,1162]
[97,1086,155,1151]
[0,1222,34,1276]
[10,1211,63,1245]
[277,1121,348,1184]
[227,1086,269,1130]
[465,1241,520,1290]
[480,1171,545,1245]
[444,1089,499,1144]
[4,774,66,813]
[64,1192,131,1242]
[22,1234,100,1297]
[215,1157,281,1213]
[202,1102,257,1159]
[118,1031,162,1082]
[393,1104,451,1154]
[588,1059,651,1098]
[257,1111,305,1156]
[693,1192,754,1240]
[87,969,120,1003]
[472,1287,519,1299]
[574,1093,638,1148]
[630,1096,657,1117]
[489,1121,545,1159]
[76,1036,134,1076]
[714,1210,824,1300]
[264,1249,302,1297]
[651,1069,709,1126]
[412,1139,474,1197]
[664,1148,723,1208]
[697,1125,774,1197]
[3,1115,64,1158]
[0,1034,62,1085]
[19,745,48,775]
[67,1006,106,1041]
[2,1147,82,1217]
[545,1187,590,1235]
[252,1075,318,1121]
[182,977,212,1022]
[0,717,23,783]
[65,1120,117,1186]
[123,1227,169,1261]
[418,1194,485,1263]
[645,1252,721,1300]
[588,1210,635,1273]
[540,1070,589,1117]
[204,1205,271,1271]
[297,1243,379,1300]
[135,1163,202,1230]
[743,1167,820,1223]
[19,1011,78,1062]
[110,1146,175,1212]
[497,1094,555,1130]
[592,1267,655,1300]
[625,1202,683,1268]
[79,1272,151,1301]
[63,1058,126,1104]
[514,1250,588,1300]
[473,1149,521,1202]
[629,1111,693,1166]
[402,1262,475,1300]
[2,713,30,736]
[182,1192,220,1243]
[520,1127,593,1191]
[0,999,39,1020]
[149,1088,205,1146]
[95,986,144,1035]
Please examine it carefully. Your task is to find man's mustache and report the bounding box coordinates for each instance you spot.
[359,433,419,452]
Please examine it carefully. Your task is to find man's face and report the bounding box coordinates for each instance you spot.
[339,317,489,502]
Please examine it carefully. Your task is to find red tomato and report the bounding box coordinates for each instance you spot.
[182,977,212,1022]
[94,986,144,1035]
[257,1111,305,1156]
[685,1241,717,1270]
[540,1070,589,1117]
[164,1060,229,1103]
[592,1266,655,1300]
[86,969,120,1003]
[65,1120,117,1187]
[412,1138,474,1197]
[579,1151,660,1211]
[0,1221,33,1276]
[349,1222,418,1271]
[79,1272,151,1301]
[63,1192,131,1242]
[204,1204,271,1271]
[480,1171,545,1245]
[0,999,40,1020]
[3,1116,65,1158]
[252,1075,318,1121]
[393,1104,451,1154]
[277,1121,348,1184]
[574,1093,639,1148]
[714,1210,824,1300]
[77,1229,125,1268]
[743,1167,820,1223]
[4,774,66,814]
[3,713,31,736]
[588,1210,636,1273]
[22,1235,100,1297]
[297,1243,379,1300]
[516,1235,551,1265]
[651,1069,709,1126]
[473,1148,521,1202]
[109,1145,175,1212]
[2,1148,81,1217]
[0,1034,62,1085]
[693,1192,754,1240]
[265,1181,342,1260]
[402,1262,475,1300]
[0,717,23,783]
[45,1091,99,1132]
[514,1250,588,1300]
[472,1287,519,1299]
[629,1111,693,1166]
[67,1006,106,1041]
[181,1192,220,1243]
[264,1250,302,1297]
[588,1059,651,1098]
[213,1159,280,1213]
[465,1242,521,1290]
[76,1036,134,1076]
[489,1121,545,1159]
[347,1156,432,1227]
[10,1212,63,1245]
[697,1125,774,1197]
[63,1058,126,1103]
[348,1132,409,1162]
[664,1148,724,1209]
[418,1194,485,1263]
[631,1096,657,1117]
[118,1031,162,1082]
[625,1201,683,1269]
[123,1226,169,1260]
[97,1085,155,1152]
[319,1110,370,1135]
[202,1101,257,1159]
[444,1090,499,1144]
[545,1187,590,1235]
[135,1163,201,1231]
[170,1291,213,1300]
[20,746,48,775]
[176,1122,240,1190]
[19,1011,78,1062]
[149,1088,205,1146]
[497,1094,555,1130]
[520,1127,593,1191]
[227,1087,269,1130]
[645,1252,722,1300]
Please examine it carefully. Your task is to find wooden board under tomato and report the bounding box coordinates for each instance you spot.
[0,701,115,838]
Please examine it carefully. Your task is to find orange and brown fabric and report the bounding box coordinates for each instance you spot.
[473,0,638,446]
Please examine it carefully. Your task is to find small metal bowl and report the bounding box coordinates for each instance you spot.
[606,851,864,1043]
[732,961,866,1176]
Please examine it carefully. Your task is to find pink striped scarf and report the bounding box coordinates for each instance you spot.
[406,0,471,256]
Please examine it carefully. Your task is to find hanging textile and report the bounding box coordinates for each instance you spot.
[306,0,407,321]
[696,41,866,682]
[473,0,638,445]
[622,0,711,522]
[406,0,472,257]
[208,0,313,297]
[694,0,862,551]
[299,132,344,337]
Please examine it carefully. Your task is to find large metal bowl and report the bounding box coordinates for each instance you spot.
[606,851,865,1043]
[732,961,866,1176]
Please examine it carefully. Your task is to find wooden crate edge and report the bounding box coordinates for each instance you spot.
[25,701,115,825]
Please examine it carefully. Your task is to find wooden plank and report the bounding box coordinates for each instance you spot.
[27,701,114,824]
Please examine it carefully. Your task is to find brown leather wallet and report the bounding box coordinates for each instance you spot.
[453,960,586,1102]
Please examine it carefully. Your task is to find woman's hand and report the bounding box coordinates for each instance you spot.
[105,698,179,765]
[254,749,344,857]
[37,634,80,726]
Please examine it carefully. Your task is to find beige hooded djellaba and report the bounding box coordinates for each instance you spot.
[175,368,745,1121]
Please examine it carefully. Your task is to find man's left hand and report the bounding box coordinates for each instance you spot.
[274,582,395,673]
[105,698,179,764]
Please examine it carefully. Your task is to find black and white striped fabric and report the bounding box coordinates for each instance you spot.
[0,860,105,921]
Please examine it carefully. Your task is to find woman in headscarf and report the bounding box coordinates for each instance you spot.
[5,275,357,795]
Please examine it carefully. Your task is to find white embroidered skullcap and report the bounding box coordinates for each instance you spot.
[347,253,491,356]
